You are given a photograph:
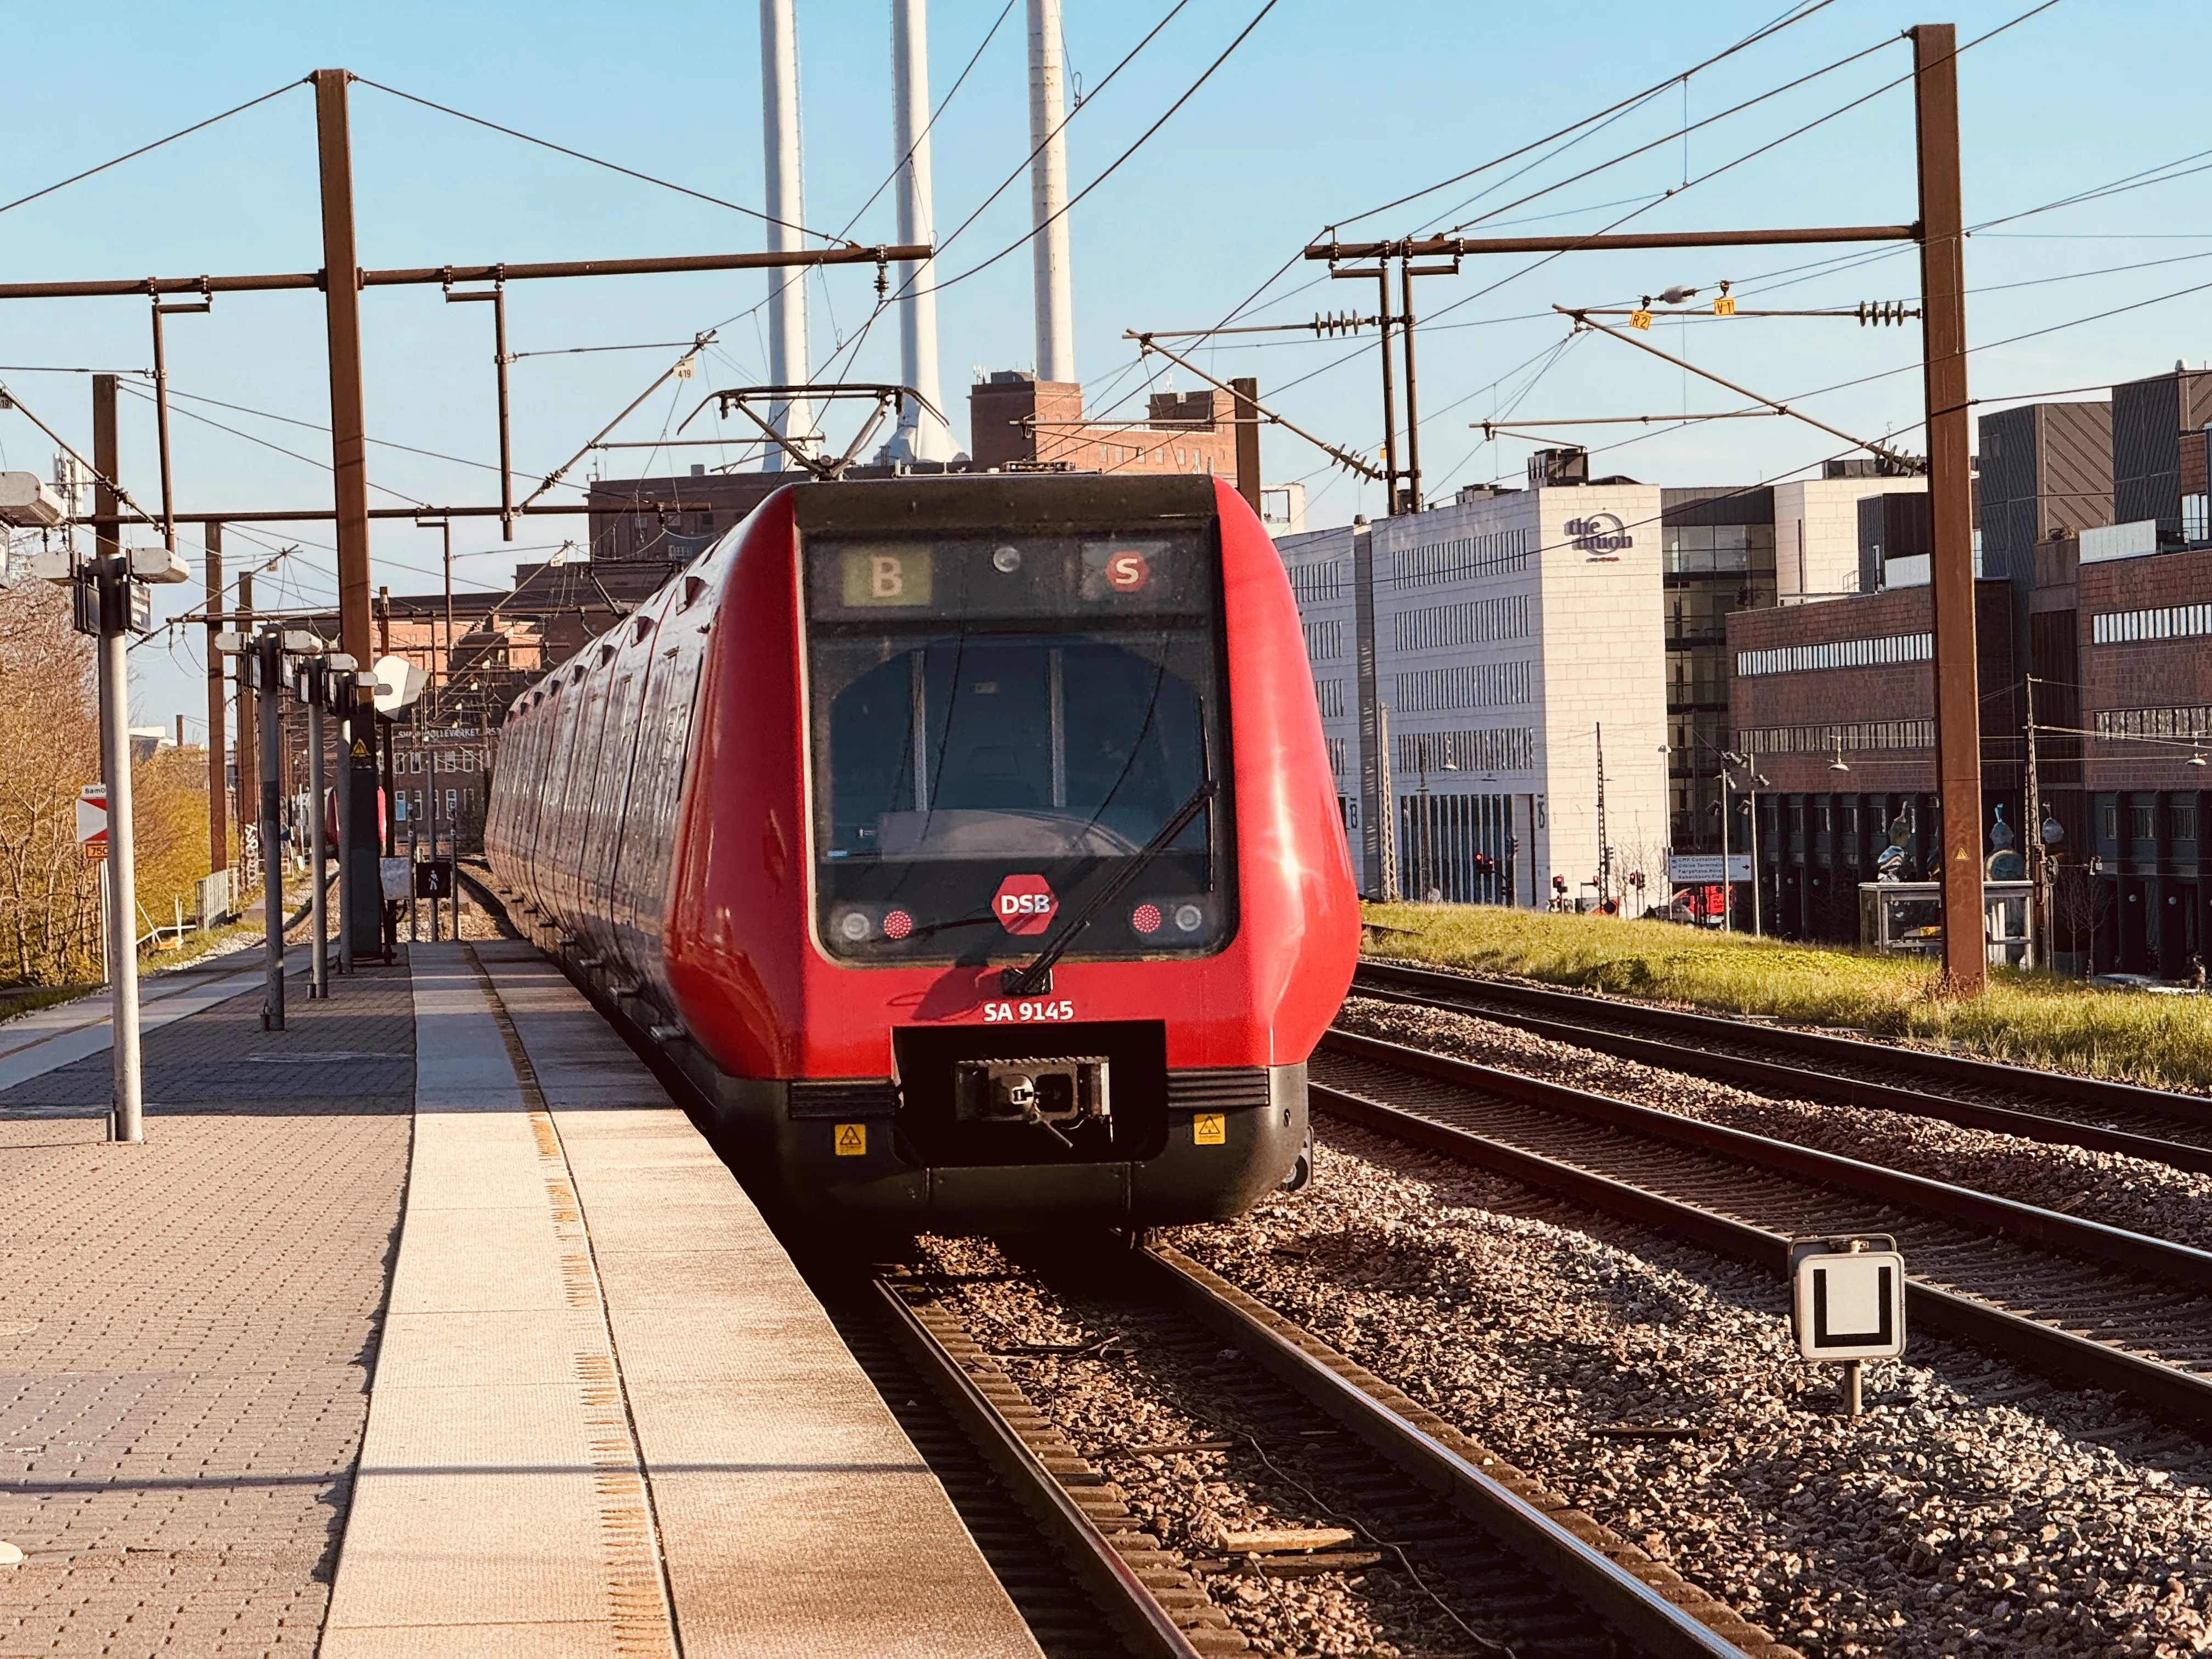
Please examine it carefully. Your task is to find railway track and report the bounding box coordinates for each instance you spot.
[1353,959,2212,1176]
[1312,1025,2212,1436]
[873,1238,1797,1659]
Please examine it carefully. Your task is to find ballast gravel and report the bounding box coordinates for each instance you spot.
[1173,1130,2212,1659]
[916,1233,1531,1658]
[1335,995,2212,1253]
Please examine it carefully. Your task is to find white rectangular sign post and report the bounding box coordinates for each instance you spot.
[76,785,108,855]
[1790,1235,1905,1418]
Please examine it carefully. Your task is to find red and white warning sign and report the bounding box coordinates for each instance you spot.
[76,785,107,857]
[992,873,1057,935]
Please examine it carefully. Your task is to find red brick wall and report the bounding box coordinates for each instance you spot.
[2080,546,2212,788]
[1725,582,2015,796]
[1728,589,1938,794]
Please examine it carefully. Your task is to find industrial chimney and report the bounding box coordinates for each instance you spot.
[889,0,955,461]
[760,0,811,471]
[1027,0,1075,385]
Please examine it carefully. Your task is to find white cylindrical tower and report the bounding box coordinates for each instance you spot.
[761,0,812,470]
[1026,0,1076,385]
[890,0,955,461]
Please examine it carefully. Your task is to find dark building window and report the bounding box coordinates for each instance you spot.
[2103,804,2119,842]
[2131,805,2157,840]
[2171,804,2198,842]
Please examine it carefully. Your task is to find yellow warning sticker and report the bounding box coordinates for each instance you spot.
[1193,1112,1226,1146]
[834,1122,867,1156]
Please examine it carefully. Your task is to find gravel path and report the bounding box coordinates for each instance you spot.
[1335,996,2212,1254]
[1172,1130,2212,1659]
[914,1235,1592,1658]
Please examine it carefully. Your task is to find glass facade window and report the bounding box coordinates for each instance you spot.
[1736,632,1933,678]
[1663,520,1775,853]
[2091,603,2212,646]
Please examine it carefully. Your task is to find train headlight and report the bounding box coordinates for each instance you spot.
[1172,903,1205,935]
[883,910,914,940]
[1130,902,1163,935]
[836,909,872,943]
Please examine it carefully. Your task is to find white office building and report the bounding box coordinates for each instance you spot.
[1277,483,1670,911]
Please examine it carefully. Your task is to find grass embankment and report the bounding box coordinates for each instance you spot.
[1361,903,2212,1096]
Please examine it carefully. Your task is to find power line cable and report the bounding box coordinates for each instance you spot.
[353,75,845,246]
[0,80,303,219]
[822,0,1020,246]
[1331,0,1844,233]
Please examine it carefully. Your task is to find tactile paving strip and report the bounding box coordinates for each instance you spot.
[475,948,682,1659]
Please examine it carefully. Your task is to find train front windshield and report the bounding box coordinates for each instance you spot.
[803,529,1231,963]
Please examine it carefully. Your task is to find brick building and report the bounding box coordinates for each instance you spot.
[1723,363,2212,973]
[966,372,1242,478]
[261,556,677,851]
[1726,578,2016,941]
[2076,541,2212,975]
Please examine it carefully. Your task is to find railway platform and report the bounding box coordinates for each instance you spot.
[0,940,1041,1659]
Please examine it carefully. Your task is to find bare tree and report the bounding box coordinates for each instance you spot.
[0,577,99,983]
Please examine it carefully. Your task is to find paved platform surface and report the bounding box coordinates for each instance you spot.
[324,941,1040,1658]
[2,940,1043,1656]
[0,950,281,1092]
[0,959,414,1656]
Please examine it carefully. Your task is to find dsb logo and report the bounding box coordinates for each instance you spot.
[993,873,1057,935]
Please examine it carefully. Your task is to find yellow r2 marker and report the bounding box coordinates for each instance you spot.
[834,1122,867,1156]
[1193,1112,1226,1146]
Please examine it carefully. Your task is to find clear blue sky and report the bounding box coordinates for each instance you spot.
[2,0,2205,736]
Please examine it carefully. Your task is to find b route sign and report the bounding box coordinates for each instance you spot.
[1790,1235,1906,1361]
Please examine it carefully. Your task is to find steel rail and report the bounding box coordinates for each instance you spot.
[1322,1028,2212,1288]
[1310,1040,2212,1434]
[870,1278,1204,1659]
[1353,960,2212,1166]
[1137,1246,1771,1659]
[1351,962,2212,1175]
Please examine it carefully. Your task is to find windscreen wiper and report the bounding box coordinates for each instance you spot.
[999,780,1217,998]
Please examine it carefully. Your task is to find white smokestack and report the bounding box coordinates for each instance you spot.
[1026,0,1075,385]
[889,0,955,462]
[760,0,811,471]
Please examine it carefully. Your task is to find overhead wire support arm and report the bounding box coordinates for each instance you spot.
[1472,410,1786,437]
[0,244,932,303]
[514,334,716,516]
[1122,332,1384,483]
[1302,225,1920,262]
[1553,304,1923,472]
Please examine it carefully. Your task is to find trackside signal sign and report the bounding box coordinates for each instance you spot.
[76,786,108,859]
[1790,1238,1906,1361]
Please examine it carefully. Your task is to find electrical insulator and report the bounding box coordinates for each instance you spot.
[1857,300,1911,327]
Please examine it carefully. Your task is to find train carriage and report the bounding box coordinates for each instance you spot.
[488,472,1357,1231]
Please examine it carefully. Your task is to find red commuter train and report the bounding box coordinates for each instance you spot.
[486,473,1358,1232]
